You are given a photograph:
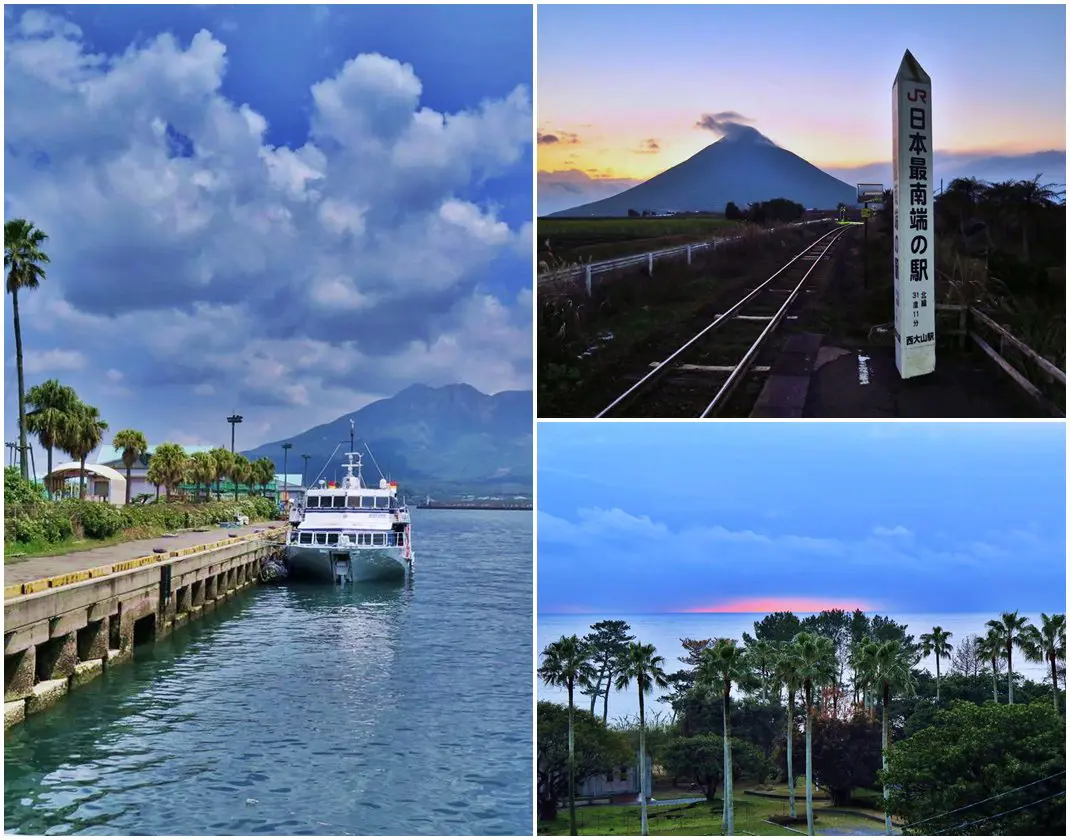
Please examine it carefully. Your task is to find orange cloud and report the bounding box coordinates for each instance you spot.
[684,596,876,614]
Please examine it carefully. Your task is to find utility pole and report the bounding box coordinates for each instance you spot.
[349,418,355,454]
[301,454,311,488]
[281,442,292,504]
[227,413,243,454]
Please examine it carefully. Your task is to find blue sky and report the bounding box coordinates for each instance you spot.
[538,3,1065,215]
[538,422,1067,615]
[4,4,532,461]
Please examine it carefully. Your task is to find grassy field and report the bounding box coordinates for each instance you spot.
[537,792,890,836]
[538,216,742,264]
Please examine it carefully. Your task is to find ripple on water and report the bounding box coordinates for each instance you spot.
[5,511,532,835]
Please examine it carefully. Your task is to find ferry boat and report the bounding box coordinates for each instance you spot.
[285,452,414,584]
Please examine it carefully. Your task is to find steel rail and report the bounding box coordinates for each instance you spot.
[595,226,845,418]
[699,226,850,417]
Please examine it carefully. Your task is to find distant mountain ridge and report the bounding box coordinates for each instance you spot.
[553,126,857,216]
[242,384,532,498]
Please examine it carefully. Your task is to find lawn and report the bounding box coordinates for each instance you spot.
[537,793,890,836]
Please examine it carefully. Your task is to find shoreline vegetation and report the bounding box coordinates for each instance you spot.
[538,609,1066,836]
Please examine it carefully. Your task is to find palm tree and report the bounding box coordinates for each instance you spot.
[59,402,108,499]
[919,627,953,702]
[986,611,1030,704]
[615,642,668,837]
[254,457,275,495]
[188,451,218,502]
[866,640,916,835]
[792,632,837,837]
[230,453,252,500]
[745,638,777,703]
[539,635,592,837]
[25,379,79,499]
[773,641,802,820]
[976,629,1003,703]
[148,442,189,501]
[1023,613,1066,712]
[1011,175,1063,261]
[698,639,752,835]
[209,446,233,501]
[111,429,148,505]
[5,219,50,479]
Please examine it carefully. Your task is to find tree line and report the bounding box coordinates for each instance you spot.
[539,609,1066,836]
[22,377,276,505]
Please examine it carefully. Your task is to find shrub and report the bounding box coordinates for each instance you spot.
[4,495,278,548]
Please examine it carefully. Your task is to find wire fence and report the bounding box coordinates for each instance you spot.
[537,218,835,298]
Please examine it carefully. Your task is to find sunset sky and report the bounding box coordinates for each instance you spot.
[538,4,1066,214]
[537,422,1066,615]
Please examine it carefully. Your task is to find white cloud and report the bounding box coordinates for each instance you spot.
[873,525,912,537]
[20,348,87,374]
[3,11,532,445]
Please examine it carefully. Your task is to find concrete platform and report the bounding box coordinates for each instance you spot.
[4,524,272,586]
[803,342,1047,417]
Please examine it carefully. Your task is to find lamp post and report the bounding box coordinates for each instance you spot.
[281,442,292,504]
[227,413,243,454]
[301,454,311,488]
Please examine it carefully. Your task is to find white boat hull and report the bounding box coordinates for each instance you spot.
[285,545,411,583]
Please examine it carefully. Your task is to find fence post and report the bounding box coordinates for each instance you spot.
[585,265,592,297]
[687,245,692,265]
[648,253,654,276]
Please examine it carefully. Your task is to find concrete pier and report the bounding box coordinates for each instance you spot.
[4,527,285,729]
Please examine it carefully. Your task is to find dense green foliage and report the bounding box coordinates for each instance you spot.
[883,701,1065,835]
[537,701,631,822]
[5,487,276,548]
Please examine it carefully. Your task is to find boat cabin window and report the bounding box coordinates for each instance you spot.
[315,533,327,545]
[331,495,345,509]
[373,533,385,546]
[347,495,360,508]
[299,532,313,545]
[375,497,389,509]
[397,532,405,546]
[327,533,339,546]
[307,496,319,508]
[358,533,372,546]
[358,496,372,508]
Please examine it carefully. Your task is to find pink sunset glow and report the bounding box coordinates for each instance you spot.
[684,596,877,614]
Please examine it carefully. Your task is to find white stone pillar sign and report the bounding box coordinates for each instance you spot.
[892,50,935,378]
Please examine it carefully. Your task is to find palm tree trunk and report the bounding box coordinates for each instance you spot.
[12,288,29,480]
[805,682,814,836]
[78,456,87,498]
[1007,644,1014,704]
[602,669,612,724]
[638,689,649,836]
[990,658,998,703]
[724,688,734,835]
[882,685,892,835]
[786,689,796,819]
[45,446,53,500]
[1051,654,1059,712]
[125,464,132,504]
[935,654,941,702]
[567,681,577,837]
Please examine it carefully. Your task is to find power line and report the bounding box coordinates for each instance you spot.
[900,770,1066,831]
[930,790,1064,835]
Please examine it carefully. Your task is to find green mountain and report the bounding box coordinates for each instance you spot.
[241,384,532,499]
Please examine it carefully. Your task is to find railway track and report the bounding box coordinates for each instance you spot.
[596,226,854,418]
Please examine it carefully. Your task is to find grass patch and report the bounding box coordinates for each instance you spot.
[538,217,742,263]
[537,793,886,836]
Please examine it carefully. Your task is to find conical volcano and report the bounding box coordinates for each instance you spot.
[551,126,857,216]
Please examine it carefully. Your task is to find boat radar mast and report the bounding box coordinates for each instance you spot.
[341,452,364,490]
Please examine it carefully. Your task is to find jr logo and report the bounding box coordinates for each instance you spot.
[907,88,927,102]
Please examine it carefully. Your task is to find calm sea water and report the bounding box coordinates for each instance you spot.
[5,511,532,835]
[538,612,1051,722]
